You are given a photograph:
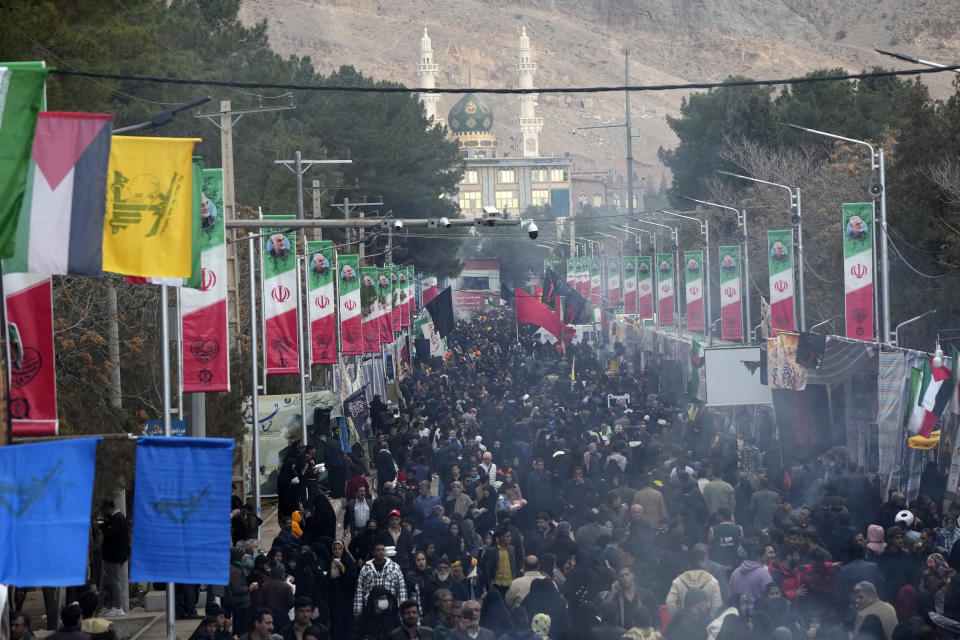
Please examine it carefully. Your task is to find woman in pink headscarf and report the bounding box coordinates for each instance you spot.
[866,524,887,559]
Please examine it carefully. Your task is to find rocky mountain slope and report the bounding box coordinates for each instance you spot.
[239,0,960,187]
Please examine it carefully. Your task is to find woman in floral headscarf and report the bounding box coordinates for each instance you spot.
[530,613,552,640]
[923,552,955,613]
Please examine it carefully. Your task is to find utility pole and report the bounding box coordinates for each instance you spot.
[625,50,634,218]
[196,99,295,349]
[329,198,384,260]
[274,153,353,237]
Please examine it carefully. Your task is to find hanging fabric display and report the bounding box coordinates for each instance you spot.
[767,229,795,332]
[337,254,362,356]
[306,240,336,364]
[718,245,742,341]
[684,250,704,333]
[843,202,874,341]
[657,253,674,326]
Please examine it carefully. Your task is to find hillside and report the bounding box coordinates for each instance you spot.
[238,0,960,188]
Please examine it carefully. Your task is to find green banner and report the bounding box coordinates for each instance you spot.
[262,214,296,280]
[842,202,874,341]
[767,229,795,331]
[718,245,742,340]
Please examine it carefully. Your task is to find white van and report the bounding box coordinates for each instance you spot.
[534,324,599,346]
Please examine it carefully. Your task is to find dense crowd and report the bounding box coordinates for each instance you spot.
[11,310,960,640]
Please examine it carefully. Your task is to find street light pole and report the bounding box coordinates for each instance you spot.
[782,123,889,343]
[715,170,805,332]
[678,196,750,344]
[625,50,634,218]
[596,231,623,255]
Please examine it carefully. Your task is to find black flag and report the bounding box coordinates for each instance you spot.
[500,281,515,305]
[556,279,587,325]
[425,286,455,338]
[542,268,559,310]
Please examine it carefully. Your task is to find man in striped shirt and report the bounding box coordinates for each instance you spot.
[354,542,407,616]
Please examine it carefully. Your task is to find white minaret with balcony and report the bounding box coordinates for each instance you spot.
[516,27,543,157]
[416,28,442,126]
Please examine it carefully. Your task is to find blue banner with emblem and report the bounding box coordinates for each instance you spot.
[0,437,102,585]
[130,437,234,583]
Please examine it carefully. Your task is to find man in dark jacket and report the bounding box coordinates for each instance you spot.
[98,500,128,616]
[481,528,519,595]
[280,598,329,640]
[47,605,91,640]
[387,600,436,640]
[324,426,345,499]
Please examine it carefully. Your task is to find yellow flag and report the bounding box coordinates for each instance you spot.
[102,136,200,277]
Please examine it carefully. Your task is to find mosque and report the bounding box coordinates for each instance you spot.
[415,28,573,220]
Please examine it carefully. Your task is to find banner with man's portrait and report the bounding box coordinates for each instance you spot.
[261,214,299,375]
[306,240,336,364]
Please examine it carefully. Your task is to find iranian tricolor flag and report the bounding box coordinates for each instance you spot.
[637,256,653,319]
[422,275,439,306]
[843,202,874,341]
[398,268,410,328]
[378,267,393,343]
[657,253,674,326]
[390,268,402,331]
[261,215,299,375]
[4,273,57,436]
[606,257,621,305]
[566,259,575,289]
[768,230,795,332]
[405,266,415,326]
[908,357,954,438]
[622,257,638,315]
[181,168,230,391]
[338,254,361,355]
[589,258,603,305]
[361,266,381,353]
[306,240,336,364]
[684,250,704,333]
[718,245,742,341]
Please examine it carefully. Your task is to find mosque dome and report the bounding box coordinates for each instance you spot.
[447,93,494,135]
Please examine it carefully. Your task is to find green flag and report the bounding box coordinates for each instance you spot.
[0,64,48,259]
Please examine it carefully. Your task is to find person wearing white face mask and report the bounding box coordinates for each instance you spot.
[354,586,400,640]
[353,543,407,618]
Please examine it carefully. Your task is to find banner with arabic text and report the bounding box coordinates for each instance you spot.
[843,203,874,341]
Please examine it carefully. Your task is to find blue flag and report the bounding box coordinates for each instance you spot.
[130,437,234,584]
[0,437,101,586]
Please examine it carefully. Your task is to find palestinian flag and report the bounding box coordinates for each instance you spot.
[908,357,953,438]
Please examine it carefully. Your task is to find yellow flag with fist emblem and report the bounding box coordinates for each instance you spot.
[102,136,200,277]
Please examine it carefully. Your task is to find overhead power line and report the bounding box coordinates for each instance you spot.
[48,64,960,95]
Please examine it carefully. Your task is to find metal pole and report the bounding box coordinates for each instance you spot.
[879,149,891,343]
[160,283,175,640]
[295,151,304,229]
[625,50,634,218]
[312,179,322,241]
[795,188,806,331]
[248,237,262,536]
[704,220,713,346]
[742,210,752,344]
[176,288,183,421]
[295,257,308,444]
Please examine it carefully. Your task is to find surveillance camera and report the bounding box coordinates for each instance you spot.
[393,220,404,229]
[439,217,451,228]
[527,222,539,240]
[868,182,883,197]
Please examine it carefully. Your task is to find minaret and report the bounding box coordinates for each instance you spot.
[516,27,543,157]
[416,28,442,126]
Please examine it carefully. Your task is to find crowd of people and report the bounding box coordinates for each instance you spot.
[12,309,960,640]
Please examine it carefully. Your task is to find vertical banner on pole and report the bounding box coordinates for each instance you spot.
[566,259,575,288]
[398,269,410,328]
[718,245,743,341]
[361,267,380,353]
[4,274,57,435]
[422,275,439,306]
[684,250,704,333]
[378,267,394,343]
[589,258,602,305]
[261,214,299,374]
[657,254,674,326]
[406,267,415,327]
[843,202,874,341]
[338,254,361,356]
[306,240,336,364]
[767,229,795,332]
[622,257,638,315]
[391,269,402,332]
[637,257,653,319]
[181,168,230,392]
[575,259,586,297]
[606,256,621,306]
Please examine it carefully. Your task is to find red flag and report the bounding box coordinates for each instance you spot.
[515,288,574,345]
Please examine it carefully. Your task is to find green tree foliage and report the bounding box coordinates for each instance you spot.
[660,68,960,344]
